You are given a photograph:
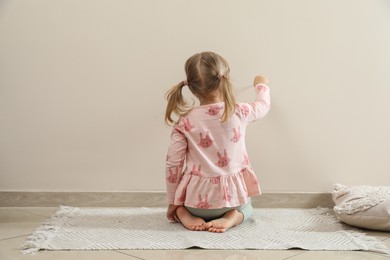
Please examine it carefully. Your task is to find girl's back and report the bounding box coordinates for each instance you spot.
[164,51,270,232]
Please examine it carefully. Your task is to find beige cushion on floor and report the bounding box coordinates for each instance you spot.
[332,184,390,231]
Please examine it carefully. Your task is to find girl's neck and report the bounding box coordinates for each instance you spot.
[199,98,223,106]
[199,91,223,105]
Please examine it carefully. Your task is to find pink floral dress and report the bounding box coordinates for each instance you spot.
[166,84,271,209]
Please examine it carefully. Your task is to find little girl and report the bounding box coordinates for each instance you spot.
[164,51,271,232]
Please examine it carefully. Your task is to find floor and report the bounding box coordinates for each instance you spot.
[1,207,389,260]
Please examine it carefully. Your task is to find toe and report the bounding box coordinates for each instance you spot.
[208,227,225,233]
[204,221,213,229]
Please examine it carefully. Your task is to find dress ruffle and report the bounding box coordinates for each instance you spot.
[173,167,261,209]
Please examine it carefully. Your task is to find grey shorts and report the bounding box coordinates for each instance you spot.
[185,200,253,223]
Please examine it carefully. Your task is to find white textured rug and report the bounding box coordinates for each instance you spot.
[22,206,390,254]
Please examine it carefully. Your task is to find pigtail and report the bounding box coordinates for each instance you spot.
[165,81,188,125]
[220,78,236,123]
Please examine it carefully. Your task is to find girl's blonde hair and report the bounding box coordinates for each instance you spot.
[165,51,236,125]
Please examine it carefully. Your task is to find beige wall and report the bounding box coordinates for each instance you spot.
[1,0,389,192]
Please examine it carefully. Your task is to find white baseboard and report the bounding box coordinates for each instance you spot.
[0,191,334,208]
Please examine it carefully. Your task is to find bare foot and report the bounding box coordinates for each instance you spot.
[176,206,206,231]
[204,209,243,233]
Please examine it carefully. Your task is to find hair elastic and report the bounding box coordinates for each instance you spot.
[183,80,189,86]
[217,74,229,80]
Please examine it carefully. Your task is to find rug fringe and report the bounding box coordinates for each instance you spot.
[21,206,79,255]
[343,231,390,254]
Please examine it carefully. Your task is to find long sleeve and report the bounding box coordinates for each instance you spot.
[246,83,271,123]
[165,127,187,204]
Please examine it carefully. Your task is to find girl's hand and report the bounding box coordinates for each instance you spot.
[253,75,269,86]
[166,204,179,222]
